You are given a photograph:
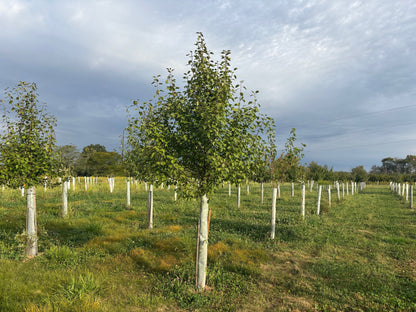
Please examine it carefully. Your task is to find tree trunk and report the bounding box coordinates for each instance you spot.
[317,185,322,215]
[260,182,264,205]
[147,184,153,229]
[26,186,37,257]
[237,185,241,208]
[108,177,115,193]
[196,194,209,290]
[62,181,68,218]
[291,183,294,197]
[410,185,414,209]
[328,186,332,208]
[406,183,409,202]
[342,183,345,198]
[336,182,340,201]
[301,184,305,219]
[126,178,131,208]
[270,188,277,239]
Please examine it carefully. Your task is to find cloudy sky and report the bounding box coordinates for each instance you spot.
[1,0,415,171]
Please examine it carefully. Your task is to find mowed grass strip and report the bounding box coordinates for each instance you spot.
[0,181,415,311]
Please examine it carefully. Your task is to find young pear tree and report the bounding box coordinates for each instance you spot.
[125,33,275,290]
[271,128,305,184]
[282,128,306,182]
[0,81,57,257]
[269,128,305,238]
[124,91,178,228]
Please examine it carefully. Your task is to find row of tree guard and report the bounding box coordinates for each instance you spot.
[53,176,368,234]
[390,181,414,208]
[15,176,372,246]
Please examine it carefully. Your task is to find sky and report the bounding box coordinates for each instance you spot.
[0,0,415,171]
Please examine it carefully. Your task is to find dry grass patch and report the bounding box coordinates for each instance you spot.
[208,241,229,263]
[129,248,178,272]
[279,295,315,311]
[166,225,182,232]
[113,210,137,223]
[127,234,189,272]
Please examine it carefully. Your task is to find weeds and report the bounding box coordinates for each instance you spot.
[60,273,100,300]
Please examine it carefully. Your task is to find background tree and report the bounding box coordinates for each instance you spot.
[0,81,57,257]
[86,151,123,176]
[83,144,107,153]
[305,161,349,182]
[283,128,306,182]
[306,161,328,182]
[333,170,350,182]
[75,144,106,176]
[351,165,368,182]
[369,155,416,182]
[380,157,397,174]
[74,144,120,176]
[270,128,305,183]
[403,155,416,174]
[125,33,275,289]
[55,144,80,177]
[268,128,304,239]
[125,86,179,230]
[378,156,416,175]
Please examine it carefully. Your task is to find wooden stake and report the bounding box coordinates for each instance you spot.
[207,209,212,238]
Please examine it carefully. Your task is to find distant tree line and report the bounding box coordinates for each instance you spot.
[369,155,416,182]
[303,155,416,184]
[304,162,368,183]
[56,144,124,177]
[55,142,416,183]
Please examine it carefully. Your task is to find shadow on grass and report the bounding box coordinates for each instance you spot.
[211,218,301,242]
[0,214,26,233]
[44,221,103,247]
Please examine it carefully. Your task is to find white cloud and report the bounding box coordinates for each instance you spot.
[0,0,25,17]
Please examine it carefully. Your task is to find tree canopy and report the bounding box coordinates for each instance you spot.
[0,81,57,187]
[125,32,275,198]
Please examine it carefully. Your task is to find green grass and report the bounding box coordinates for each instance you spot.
[0,179,415,311]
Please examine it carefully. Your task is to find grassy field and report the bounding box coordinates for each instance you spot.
[0,180,415,311]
